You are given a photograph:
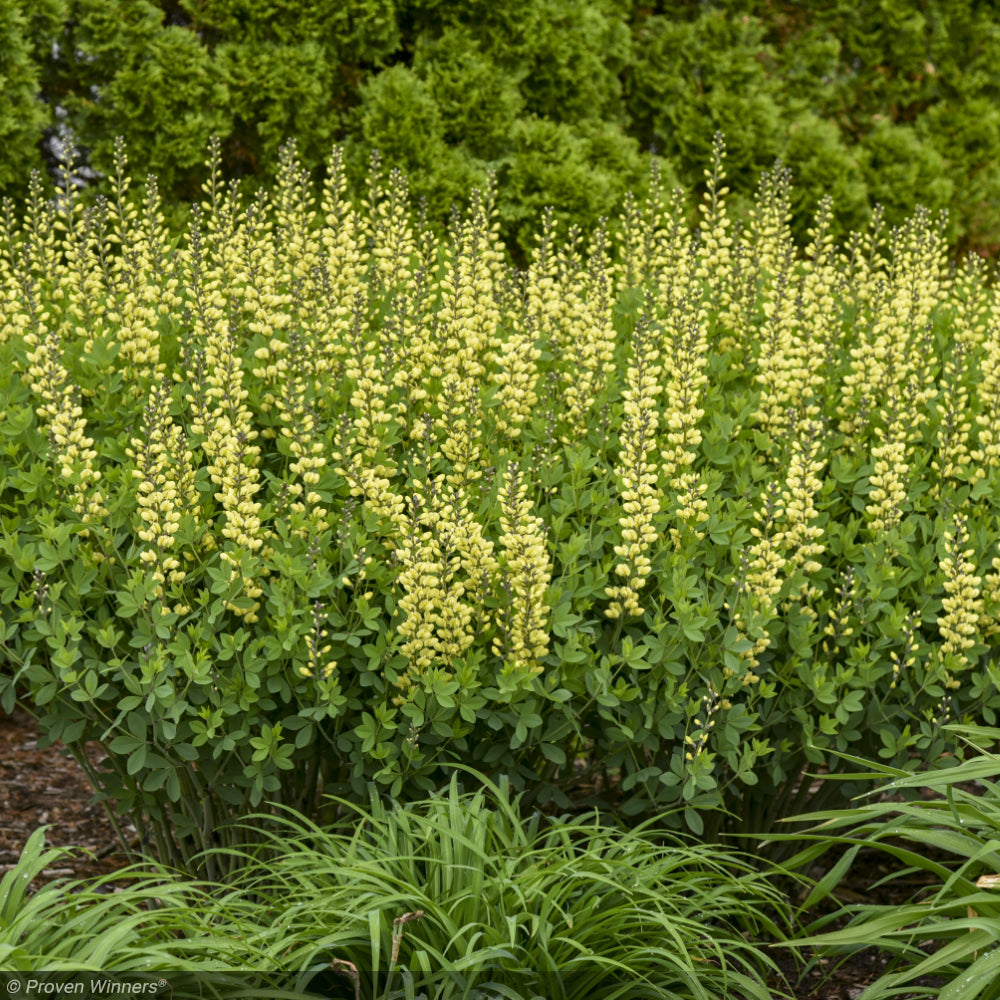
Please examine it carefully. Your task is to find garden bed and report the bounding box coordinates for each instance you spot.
[0,704,952,999]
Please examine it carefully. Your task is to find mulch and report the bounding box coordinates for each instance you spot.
[0,704,951,998]
[0,705,133,884]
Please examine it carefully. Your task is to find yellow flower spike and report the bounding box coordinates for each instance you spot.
[497,465,552,673]
[937,513,984,668]
[392,480,489,691]
[865,415,909,534]
[606,313,663,620]
[23,327,109,524]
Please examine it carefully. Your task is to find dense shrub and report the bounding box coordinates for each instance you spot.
[4,141,1000,870]
[0,0,64,192]
[3,1,1000,256]
[410,26,522,162]
[347,63,483,226]
[748,0,1000,250]
[627,6,784,199]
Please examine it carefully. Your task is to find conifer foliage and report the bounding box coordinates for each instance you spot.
[2,0,1000,256]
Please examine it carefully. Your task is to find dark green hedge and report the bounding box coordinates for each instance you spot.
[4,0,1000,256]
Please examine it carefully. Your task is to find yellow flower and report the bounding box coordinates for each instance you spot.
[495,466,552,673]
[606,316,662,620]
[937,513,984,668]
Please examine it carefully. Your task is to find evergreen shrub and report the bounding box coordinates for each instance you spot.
[3,0,1000,257]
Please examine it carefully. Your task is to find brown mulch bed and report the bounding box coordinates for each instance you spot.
[0,704,133,884]
[0,703,950,998]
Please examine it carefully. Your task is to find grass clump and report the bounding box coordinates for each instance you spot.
[0,828,298,998]
[0,775,794,998]
[209,771,790,999]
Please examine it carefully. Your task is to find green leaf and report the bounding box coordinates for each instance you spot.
[115,590,141,619]
[126,746,148,775]
[683,808,704,836]
[165,770,181,802]
[142,769,169,792]
[109,735,142,754]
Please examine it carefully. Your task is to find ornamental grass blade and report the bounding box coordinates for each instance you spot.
[0,828,64,926]
[800,842,862,910]
[938,945,1000,1000]
[861,927,999,999]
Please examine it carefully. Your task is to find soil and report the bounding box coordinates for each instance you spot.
[0,704,950,998]
[0,705,134,885]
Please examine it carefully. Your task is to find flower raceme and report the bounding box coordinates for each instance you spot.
[606,313,662,620]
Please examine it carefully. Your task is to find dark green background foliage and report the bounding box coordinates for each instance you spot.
[4,0,1000,255]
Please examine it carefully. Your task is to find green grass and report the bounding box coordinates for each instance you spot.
[202,770,791,999]
[782,727,1000,1000]
[2,772,795,999]
[0,828,308,996]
